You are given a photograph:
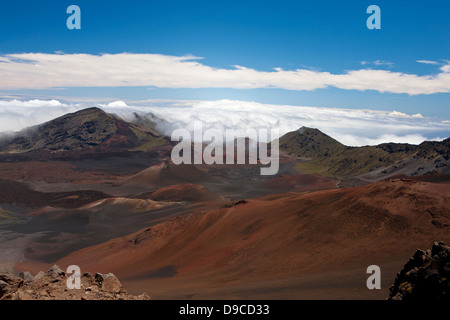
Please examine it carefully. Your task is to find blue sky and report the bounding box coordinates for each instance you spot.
[0,0,449,143]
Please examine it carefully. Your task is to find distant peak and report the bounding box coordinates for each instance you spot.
[53,107,108,120]
[296,126,321,134]
[75,107,107,114]
[57,107,111,121]
[297,126,307,133]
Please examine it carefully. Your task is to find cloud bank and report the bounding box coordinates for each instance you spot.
[0,98,448,147]
[0,99,84,133]
[129,99,449,146]
[1,53,450,95]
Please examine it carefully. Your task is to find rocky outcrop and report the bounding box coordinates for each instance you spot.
[388,241,450,301]
[0,265,150,300]
[223,199,248,208]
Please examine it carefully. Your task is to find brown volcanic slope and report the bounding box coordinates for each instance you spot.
[0,107,167,153]
[150,184,223,202]
[45,178,450,299]
[8,197,187,265]
[280,127,450,178]
[0,179,109,209]
[121,160,218,188]
[261,173,339,192]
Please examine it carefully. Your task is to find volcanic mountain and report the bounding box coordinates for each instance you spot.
[0,107,168,153]
[279,126,346,158]
[121,160,218,188]
[280,127,450,179]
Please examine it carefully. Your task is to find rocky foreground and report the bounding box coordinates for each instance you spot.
[0,265,150,300]
[388,241,450,301]
[2,242,450,300]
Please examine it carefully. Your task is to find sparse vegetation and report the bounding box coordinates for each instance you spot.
[0,108,169,153]
[280,127,450,178]
[0,209,27,225]
[132,137,168,151]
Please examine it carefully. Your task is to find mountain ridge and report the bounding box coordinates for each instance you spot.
[279,128,450,178]
[0,108,448,180]
[0,107,168,153]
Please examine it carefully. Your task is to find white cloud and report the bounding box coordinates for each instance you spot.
[373,60,394,67]
[361,60,394,67]
[430,136,445,142]
[441,63,450,73]
[103,99,449,146]
[0,98,448,147]
[417,60,440,65]
[106,101,128,108]
[334,134,429,146]
[0,99,85,132]
[388,111,423,118]
[0,53,450,95]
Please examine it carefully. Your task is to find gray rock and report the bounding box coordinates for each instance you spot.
[1,268,149,300]
[0,275,21,299]
[137,292,151,300]
[0,279,9,297]
[47,265,65,279]
[19,271,34,282]
[34,271,45,281]
[388,241,450,301]
[95,273,123,293]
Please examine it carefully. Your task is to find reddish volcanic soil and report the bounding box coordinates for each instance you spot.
[121,160,218,187]
[0,160,122,185]
[18,178,450,299]
[150,184,224,202]
[0,179,110,209]
[0,161,87,183]
[262,173,339,192]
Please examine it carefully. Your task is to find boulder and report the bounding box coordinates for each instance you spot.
[19,271,34,282]
[95,273,123,293]
[47,265,65,279]
[0,274,22,299]
[34,271,45,281]
[0,267,148,300]
[388,241,450,301]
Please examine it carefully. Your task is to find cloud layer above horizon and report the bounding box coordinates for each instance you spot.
[0,98,448,147]
[1,53,450,95]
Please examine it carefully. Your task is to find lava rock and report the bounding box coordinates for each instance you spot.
[95,273,123,294]
[47,265,65,279]
[388,241,450,301]
[19,271,34,282]
[0,265,149,300]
